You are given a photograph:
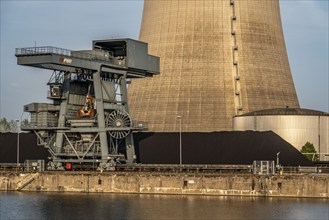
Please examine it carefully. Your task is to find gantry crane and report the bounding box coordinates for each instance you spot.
[16,39,159,170]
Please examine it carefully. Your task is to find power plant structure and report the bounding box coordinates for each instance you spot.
[15,39,159,170]
[11,1,328,170]
[128,0,300,132]
[233,108,329,160]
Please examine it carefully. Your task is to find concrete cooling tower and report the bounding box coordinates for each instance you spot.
[128,0,299,132]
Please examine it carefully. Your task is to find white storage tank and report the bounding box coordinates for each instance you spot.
[233,108,329,160]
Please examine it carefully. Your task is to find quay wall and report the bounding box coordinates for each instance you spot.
[0,172,328,198]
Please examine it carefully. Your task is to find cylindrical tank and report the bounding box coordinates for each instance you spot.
[128,0,299,132]
[233,108,329,159]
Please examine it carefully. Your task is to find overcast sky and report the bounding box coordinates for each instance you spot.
[0,0,328,121]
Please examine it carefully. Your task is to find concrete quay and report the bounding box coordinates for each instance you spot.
[0,172,328,198]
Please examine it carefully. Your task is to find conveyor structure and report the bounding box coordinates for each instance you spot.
[16,39,160,170]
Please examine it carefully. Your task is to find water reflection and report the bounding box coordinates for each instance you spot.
[0,192,328,220]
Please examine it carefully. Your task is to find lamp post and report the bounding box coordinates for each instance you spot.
[16,119,20,168]
[276,152,280,171]
[177,115,182,165]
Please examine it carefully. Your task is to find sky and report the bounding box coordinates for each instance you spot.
[0,0,328,121]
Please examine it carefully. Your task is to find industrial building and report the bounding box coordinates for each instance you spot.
[234,108,329,160]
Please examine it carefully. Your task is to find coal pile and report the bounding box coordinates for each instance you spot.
[1,131,313,166]
[135,131,313,166]
[0,133,49,163]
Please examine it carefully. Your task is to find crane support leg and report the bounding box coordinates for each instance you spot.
[93,71,109,162]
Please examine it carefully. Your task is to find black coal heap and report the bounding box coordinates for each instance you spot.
[0,131,313,166]
[134,131,313,166]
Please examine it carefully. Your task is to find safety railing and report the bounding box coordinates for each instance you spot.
[0,161,44,172]
[281,166,329,174]
[116,163,253,173]
[15,46,114,64]
[0,163,24,171]
[302,153,329,162]
[15,46,71,56]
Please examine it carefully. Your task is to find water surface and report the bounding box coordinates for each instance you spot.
[0,192,328,220]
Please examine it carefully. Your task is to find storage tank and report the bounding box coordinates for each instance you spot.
[233,108,329,160]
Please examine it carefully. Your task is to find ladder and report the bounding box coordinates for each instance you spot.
[15,173,39,191]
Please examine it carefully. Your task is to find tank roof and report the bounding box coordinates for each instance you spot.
[237,108,329,117]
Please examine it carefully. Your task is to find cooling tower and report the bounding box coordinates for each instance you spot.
[128,0,299,132]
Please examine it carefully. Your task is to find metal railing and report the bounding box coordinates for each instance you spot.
[0,163,24,171]
[21,122,59,129]
[1,162,329,174]
[302,153,329,161]
[15,46,114,64]
[0,161,45,172]
[116,163,253,173]
[15,46,71,56]
[24,160,45,172]
[280,166,329,174]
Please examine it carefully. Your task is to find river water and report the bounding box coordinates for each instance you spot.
[0,192,328,220]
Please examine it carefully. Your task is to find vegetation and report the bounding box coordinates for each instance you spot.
[0,118,19,132]
[0,117,29,132]
[300,142,319,161]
